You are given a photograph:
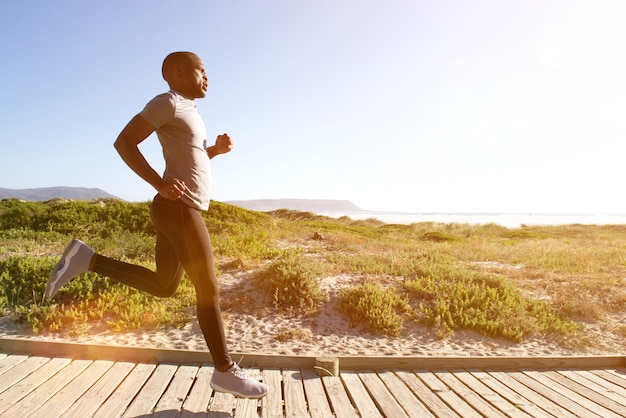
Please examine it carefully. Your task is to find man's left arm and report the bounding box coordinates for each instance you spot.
[207,133,233,159]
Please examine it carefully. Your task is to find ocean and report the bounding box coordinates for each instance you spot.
[324,213,626,229]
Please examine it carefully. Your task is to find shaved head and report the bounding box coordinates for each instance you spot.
[162,51,198,83]
[160,51,207,99]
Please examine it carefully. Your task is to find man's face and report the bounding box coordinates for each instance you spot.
[179,55,208,99]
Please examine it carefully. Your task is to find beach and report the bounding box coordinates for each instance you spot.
[1,268,624,358]
[325,212,626,229]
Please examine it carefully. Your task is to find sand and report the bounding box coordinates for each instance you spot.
[1,268,623,358]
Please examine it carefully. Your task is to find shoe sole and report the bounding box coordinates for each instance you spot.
[209,383,268,399]
[45,239,83,299]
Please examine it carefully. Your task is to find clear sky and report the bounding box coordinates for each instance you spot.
[1,1,625,213]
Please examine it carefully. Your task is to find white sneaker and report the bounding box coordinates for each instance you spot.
[210,362,268,398]
[45,239,94,299]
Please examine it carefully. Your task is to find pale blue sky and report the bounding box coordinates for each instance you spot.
[2,1,625,213]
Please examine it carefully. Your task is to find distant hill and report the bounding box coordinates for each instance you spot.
[0,187,119,201]
[1,189,364,213]
[226,199,365,213]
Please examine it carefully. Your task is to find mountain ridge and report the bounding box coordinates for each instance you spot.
[1,188,364,213]
[0,187,119,201]
[226,199,365,213]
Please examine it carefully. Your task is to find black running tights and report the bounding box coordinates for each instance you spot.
[91,194,231,369]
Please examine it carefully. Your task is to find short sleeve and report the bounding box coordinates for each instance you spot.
[139,93,176,129]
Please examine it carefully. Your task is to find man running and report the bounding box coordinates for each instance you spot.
[45,51,268,399]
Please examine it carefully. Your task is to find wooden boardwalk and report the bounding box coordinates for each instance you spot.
[0,338,625,417]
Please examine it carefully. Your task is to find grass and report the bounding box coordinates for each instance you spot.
[1,198,625,352]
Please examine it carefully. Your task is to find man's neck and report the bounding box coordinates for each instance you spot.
[170,89,195,101]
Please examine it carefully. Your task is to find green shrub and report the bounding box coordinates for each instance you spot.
[0,255,54,307]
[420,231,461,242]
[0,245,196,335]
[205,200,281,260]
[0,199,46,230]
[254,253,326,315]
[404,266,578,342]
[0,199,154,236]
[338,283,410,337]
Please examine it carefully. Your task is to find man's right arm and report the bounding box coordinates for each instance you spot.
[114,114,164,191]
[115,114,189,200]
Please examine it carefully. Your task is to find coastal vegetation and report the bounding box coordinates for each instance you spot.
[1,198,625,351]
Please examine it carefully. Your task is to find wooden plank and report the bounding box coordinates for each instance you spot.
[416,370,482,418]
[180,365,215,416]
[208,390,235,416]
[468,370,553,418]
[550,370,626,416]
[489,370,578,418]
[395,371,461,418]
[301,368,334,418]
[283,369,308,417]
[154,363,200,415]
[357,370,409,418]
[434,370,510,418]
[591,369,626,390]
[338,353,626,371]
[570,369,626,397]
[604,368,626,387]
[377,371,434,417]
[31,359,114,417]
[3,337,626,370]
[262,368,284,418]
[0,357,71,414]
[235,367,262,418]
[92,362,156,418]
[235,395,260,418]
[3,358,92,418]
[0,337,315,369]
[122,362,179,417]
[0,353,28,376]
[323,375,359,418]
[61,361,137,418]
[509,370,604,418]
[581,369,626,396]
[522,370,617,418]
[340,371,380,417]
[452,370,531,418]
[0,355,50,393]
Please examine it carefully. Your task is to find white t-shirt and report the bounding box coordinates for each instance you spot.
[140,90,212,210]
